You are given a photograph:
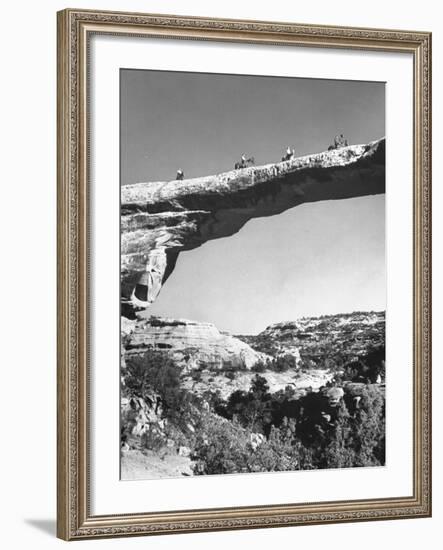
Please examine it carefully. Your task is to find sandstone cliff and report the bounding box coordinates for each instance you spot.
[121,139,385,311]
[124,316,269,372]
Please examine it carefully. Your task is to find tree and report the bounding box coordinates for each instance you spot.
[347,385,385,466]
[223,375,271,433]
[250,375,270,398]
[320,386,385,469]
[322,403,356,468]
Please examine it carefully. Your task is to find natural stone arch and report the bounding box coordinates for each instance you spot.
[121,139,385,315]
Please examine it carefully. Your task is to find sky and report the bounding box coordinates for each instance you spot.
[121,69,385,334]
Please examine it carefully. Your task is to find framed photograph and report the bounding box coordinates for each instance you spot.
[57,8,432,540]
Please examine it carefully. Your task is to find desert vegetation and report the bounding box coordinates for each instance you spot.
[121,320,386,477]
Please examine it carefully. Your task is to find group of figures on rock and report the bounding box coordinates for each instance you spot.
[174,134,349,181]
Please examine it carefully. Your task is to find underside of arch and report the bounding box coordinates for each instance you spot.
[121,139,385,316]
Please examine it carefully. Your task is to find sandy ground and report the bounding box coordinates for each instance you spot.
[121,449,194,480]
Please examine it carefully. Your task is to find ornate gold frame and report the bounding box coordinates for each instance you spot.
[57,8,432,540]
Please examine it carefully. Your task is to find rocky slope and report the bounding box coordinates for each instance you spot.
[238,311,385,369]
[121,139,385,312]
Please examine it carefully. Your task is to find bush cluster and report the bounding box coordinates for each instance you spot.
[123,350,386,475]
[196,374,386,473]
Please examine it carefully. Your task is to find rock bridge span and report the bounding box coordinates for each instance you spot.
[121,139,385,314]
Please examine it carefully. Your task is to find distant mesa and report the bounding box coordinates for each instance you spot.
[121,139,385,315]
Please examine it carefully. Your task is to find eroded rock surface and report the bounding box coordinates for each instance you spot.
[243,311,385,367]
[124,316,270,371]
[121,139,385,311]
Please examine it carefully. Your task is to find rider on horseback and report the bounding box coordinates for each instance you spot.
[235,154,255,169]
[334,134,348,148]
[282,146,295,162]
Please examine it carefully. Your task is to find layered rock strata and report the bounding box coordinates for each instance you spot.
[121,139,385,311]
[124,317,270,372]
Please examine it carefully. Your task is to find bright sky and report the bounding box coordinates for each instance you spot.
[121,70,385,334]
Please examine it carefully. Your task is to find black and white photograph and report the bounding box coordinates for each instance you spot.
[120,69,386,480]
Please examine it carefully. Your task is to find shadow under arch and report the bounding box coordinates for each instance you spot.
[121,139,385,316]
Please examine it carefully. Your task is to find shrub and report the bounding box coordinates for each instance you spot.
[251,360,267,373]
[192,416,250,475]
[217,374,386,471]
[124,350,184,415]
[192,416,306,475]
[272,354,298,372]
[246,426,303,472]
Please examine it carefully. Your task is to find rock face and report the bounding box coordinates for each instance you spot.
[121,139,385,311]
[124,316,269,371]
[121,394,164,442]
